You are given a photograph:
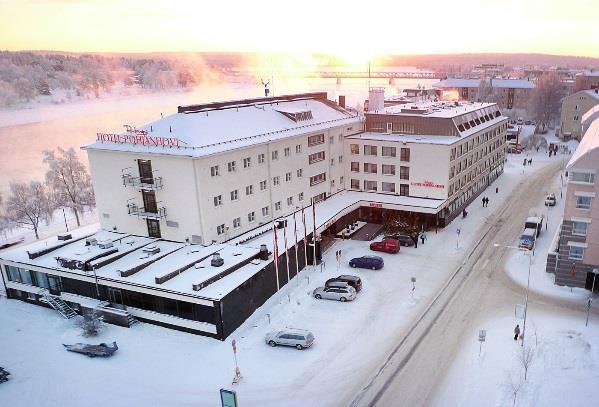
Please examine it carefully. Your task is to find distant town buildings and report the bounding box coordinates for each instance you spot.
[573,70,599,93]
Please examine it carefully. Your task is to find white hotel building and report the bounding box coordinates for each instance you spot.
[0,91,507,339]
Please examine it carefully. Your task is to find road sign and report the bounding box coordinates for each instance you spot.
[220,389,238,407]
[456,228,461,235]
[515,304,525,319]
[478,330,486,342]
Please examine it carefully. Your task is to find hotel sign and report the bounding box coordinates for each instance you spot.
[410,180,445,189]
[96,124,181,147]
[369,203,383,208]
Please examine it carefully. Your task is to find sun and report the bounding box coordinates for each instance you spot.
[333,49,377,70]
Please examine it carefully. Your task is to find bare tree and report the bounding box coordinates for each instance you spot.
[520,344,535,381]
[43,148,95,227]
[529,73,563,132]
[4,181,53,240]
[477,78,498,103]
[504,371,524,407]
[75,308,104,337]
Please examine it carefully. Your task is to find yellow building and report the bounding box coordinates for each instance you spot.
[559,89,599,141]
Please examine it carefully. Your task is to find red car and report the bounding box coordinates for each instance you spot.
[369,239,400,254]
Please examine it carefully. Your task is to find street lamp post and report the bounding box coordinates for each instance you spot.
[495,243,533,347]
[586,268,599,327]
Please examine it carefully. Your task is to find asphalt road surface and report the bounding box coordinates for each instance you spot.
[348,162,595,407]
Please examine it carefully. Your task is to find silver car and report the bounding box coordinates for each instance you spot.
[313,285,357,302]
[265,329,315,350]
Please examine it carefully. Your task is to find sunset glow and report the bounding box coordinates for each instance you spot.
[1,0,597,57]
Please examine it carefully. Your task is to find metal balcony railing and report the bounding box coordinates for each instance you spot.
[127,203,167,220]
[122,174,163,190]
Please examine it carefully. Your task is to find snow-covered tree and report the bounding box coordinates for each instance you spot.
[43,148,95,227]
[4,181,53,240]
[75,308,104,337]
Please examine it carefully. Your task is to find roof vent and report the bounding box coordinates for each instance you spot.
[98,240,114,250]
[57,233,72,241]
[211,253,224,267]
[142,245,160,255]
[85,237,98,246]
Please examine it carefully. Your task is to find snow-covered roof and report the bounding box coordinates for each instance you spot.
[581,105,599,129]
[567,118,599,169]
[379,101,498,118]
[434,78,535,89]
[347,132,461,145]
[83,94,361,158]
[577,70,599,77]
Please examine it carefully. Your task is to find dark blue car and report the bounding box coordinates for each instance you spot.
[349,255,384,270]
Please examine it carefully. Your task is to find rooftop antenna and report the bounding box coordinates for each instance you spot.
[261,78,270,97]
[368,61,371,90]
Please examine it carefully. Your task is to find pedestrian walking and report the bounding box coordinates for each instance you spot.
[529,158,533,165]
[412,232,419,248]
[482,197,485,207]
[514,324,520,341]
[495,187,499,194]
[420,232,427,245]
[486,197,490,206]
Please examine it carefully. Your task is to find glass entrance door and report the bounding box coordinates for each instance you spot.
[108,287,125,310]
[47,276,61,296]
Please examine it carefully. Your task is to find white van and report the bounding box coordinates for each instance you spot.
[518,228,536,250]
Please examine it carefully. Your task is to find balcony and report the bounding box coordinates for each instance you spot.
[122,174,163,190]
[127,203,167,220]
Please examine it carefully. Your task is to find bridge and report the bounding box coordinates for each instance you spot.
[306,71,445,79]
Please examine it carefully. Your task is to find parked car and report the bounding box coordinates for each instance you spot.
[265,329,314,350]
[349,255,384,270]
[370,238,400,254]
[313,285,357,302]
[384,233,414,247]
[518,228,537,250]
[524,120,532,125]
[516,117,524,125]
[326,275,362,292]
[545,193,556,207]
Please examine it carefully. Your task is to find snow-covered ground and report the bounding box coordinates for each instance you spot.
[0,138,585,407]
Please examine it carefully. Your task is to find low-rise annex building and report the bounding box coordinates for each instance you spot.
[546,117,599,290]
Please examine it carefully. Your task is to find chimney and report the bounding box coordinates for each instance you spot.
[339,95,346,108]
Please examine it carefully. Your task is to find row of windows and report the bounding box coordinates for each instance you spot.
[350,145,411,161]
[349,179,410,195]
[350,162,410,179]
[450,126,505,161]
[570,172,595,184]
[576,196,592,210]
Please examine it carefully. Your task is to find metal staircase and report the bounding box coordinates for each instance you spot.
[38,289,78,319]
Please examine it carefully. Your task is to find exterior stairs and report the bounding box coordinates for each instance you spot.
[38,289,77,319]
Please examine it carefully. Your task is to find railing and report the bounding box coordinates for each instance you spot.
[122,174,163,190]
[127,203,167,220]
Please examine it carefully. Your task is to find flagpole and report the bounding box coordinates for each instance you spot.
[312,198,317,271]
[302,205,308,270]
[293,210,300,281]
[272,221,280,291]
[283,217,290,284]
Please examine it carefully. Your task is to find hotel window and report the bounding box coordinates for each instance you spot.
[570,172,595,184]
[298,192,304,201]
[310,173,326,186]
[230,190,238,201]
[210,165,219,176]
[275,201,281,211]
[382,182,395,193]
[245,185,253,195]
[330,180,335,188]
[351,162,360,172]
[308,151,325,164]
[297,168,303,177]
[339,155,343,163]
[308,134,325,146]
[228,161,236,172]
[576,196,592,210]
[260,180,267,190]
[351,179,360,189]
[569,246,584,261]
[400,148,410,162]
[248,211,256,222]
[329,136,334,144]
[233,217,241,229]
[262,206,270,217]
[217,224,226,235]
[400,166,410,180]
[330,158,335,166]
[273,176,280,186]
[272,150,279,160]
[296,144,302,153]
[364,180,377,191]
[364,163,377,174]
[350,144,360,154]
[258,153,265,164]
[400,184,409,196]
[364,145,377,156]
[287,196,293,206]
[243,157,251,168]
[382,164,395,175]
[382,146,396,157]
[572,221,588,236]
[213,195,223,207]
[286,172,292,182]
[313,192,327,203]
[284,147,290,157]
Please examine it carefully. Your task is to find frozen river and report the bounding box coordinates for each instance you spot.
[0,77,436,196]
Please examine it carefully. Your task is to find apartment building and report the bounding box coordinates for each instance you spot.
[84,92,361,244]
[346,97,508,226]
[573,70,599,93]
[434,78,534,112]
[546,117,599,290]
[558,88,599,141]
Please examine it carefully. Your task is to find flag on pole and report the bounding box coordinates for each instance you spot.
[273,221,280,290]
[283,218,290,283]
[302,205,308,268]
[311,198,317,268]
[293,210,300,278]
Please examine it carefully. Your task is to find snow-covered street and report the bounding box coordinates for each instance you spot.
[3,137,593,407]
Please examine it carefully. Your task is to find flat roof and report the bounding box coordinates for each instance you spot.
[347,132,461,145]
[376,101,498,118]
[434,78,535,89]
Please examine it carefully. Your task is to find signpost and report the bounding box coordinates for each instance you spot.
[515,304,525,319]
[456,228,461,249]
[478,329,486,356]
[220,389,238,407]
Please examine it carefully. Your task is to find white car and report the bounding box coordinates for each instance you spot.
[545,193,556,207]
[265,329,314,350]
[313,285,357,302]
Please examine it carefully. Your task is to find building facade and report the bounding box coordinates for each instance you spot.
[546,118,599,290]
[558,89,599,141]
[573,70,599,93]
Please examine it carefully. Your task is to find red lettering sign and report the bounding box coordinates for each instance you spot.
[369,203,383,208]
[96,133,181,148]
[410,180,445,189]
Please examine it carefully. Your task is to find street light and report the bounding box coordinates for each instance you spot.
[494,243,533,347]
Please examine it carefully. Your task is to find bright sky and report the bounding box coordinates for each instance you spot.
[0,0,598,58]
